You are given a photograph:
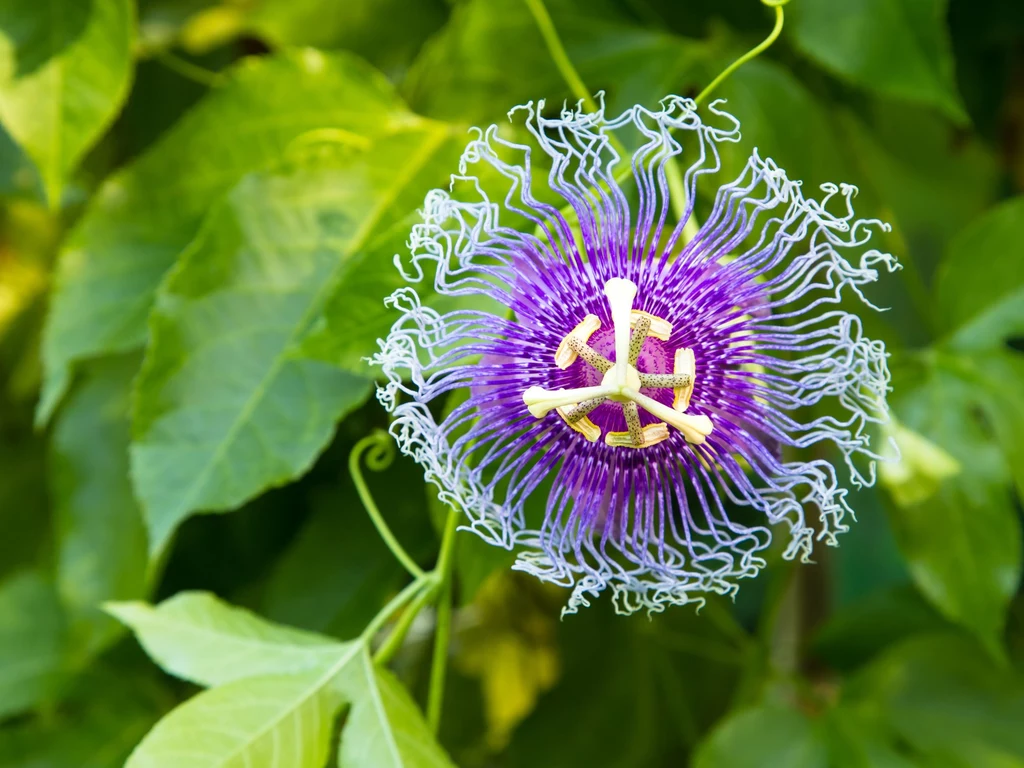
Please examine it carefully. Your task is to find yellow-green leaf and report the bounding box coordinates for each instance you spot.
[0,0,134,206]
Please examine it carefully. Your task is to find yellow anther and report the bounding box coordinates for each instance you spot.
[556,406,601,442]
[554,314,601,369]
[605,422,670,449]
[672,347,696,412]
[630,310,672,340]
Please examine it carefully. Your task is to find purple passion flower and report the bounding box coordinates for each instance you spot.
[373,98,897,615]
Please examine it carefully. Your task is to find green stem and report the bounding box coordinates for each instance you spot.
[154,50,225,88]
[426,507,460,734]
[362,578,429,644]
[693,1,788,107]
[374,576,439,664]
[524,0,597,113]
[350,431,425,580]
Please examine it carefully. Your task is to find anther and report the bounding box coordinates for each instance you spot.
[630,310,672,340]
[672,348,696,411]
[556,405,601,442]
[605,421,670,448]
[554,314,601,369]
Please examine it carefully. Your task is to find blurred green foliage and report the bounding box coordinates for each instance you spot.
[1,0,1023,765]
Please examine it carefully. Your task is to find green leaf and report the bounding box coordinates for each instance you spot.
[404,0,707,124]
[248,0,447,76]
[106,591,345,687]
[843,103,997,247]
[0,571,66,719]
[790,0,967,123]
[935,196,1024,350]
[888,354,1022,657]
[130,125,459,554]
[337,648,456,768]
[812,586,949,672]
[0,663,169,768]
[38,49,405,425]
[125,670,344,768]
[0,0,134,206]
[692,706,828,768]
[882,198,1024,656]
[844,633,1024,764]
[118,593,456,768]
[51,353,148,663]
[262,458,437,639]
[508,599,744,765]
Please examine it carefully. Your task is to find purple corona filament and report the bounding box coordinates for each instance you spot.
[373,97,898,615]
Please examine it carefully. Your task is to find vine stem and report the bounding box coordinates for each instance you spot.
[525,0,788,247]
[350,431,425,580]
[353,430,463,731]
[154,50,225,88]
[362,578,429,644]
[693,1,788,108]
[427,506,460,734]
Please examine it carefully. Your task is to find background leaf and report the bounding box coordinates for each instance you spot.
[38,49,405,423]
[0,571,66,719]
[51,352,148,663]
[0,663,170,768]
[405,0,707,124]
[844,633,1024,764]
[0,0,134,205]
[789,0,967,122]
[692,706,827,768]
[936,196,1024,348]
[888,355,1022,657]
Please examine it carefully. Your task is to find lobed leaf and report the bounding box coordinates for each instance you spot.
[125,670,344,768]
[106,591,346,687]
[337,648,456,768]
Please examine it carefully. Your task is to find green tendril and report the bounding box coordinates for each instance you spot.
[350,430,425,580]
[694,0,788,107]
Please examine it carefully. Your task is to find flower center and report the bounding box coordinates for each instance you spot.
[523,278,713,448]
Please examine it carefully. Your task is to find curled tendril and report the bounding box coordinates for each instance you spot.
[362,428,397,471]
[349,430,423,579]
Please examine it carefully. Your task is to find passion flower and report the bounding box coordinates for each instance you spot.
[373,97,897,614]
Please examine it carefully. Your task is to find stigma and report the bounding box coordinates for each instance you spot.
[522,278,713,448]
